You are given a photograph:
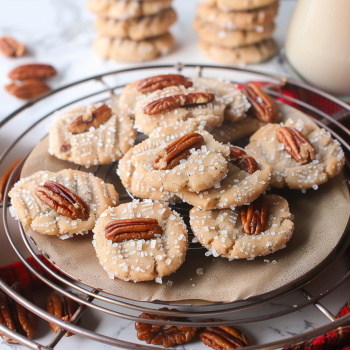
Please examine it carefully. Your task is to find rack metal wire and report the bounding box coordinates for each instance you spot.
[1,64,350,349]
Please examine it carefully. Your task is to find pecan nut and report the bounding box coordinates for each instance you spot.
[8,64,57,81]
[276,126,315,164]
[136,74,193,93]
[153,132,205,170]
[0,158,22,203]
[68,104,112,134]
[5,79,50,100]
[242,83,279,123]
[0,282,38,344]
[34,181,89,221]
[199,320,249,350]
[46,294,81,337]
[241,195,269,235]
[144,92,215,115]
[0,37,26,57]
[229,146,258,174]
[105,218,163,243]
[135,308,198,348]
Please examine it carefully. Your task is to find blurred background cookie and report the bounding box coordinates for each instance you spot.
[194,0,279,64]
[88,0,176,61]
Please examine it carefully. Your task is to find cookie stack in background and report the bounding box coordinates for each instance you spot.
[194,0,279,65]
[87,0,177,62]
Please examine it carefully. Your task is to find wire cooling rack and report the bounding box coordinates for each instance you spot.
[1,64,350,350]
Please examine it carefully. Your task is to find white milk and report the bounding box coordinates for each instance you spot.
[285,0,350,95]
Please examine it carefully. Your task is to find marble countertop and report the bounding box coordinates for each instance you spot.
[1,1,350,349]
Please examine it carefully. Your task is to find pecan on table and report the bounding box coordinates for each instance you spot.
[0,158,22,203]
[136,74,193,93]
[276,126,315,164]
[135,308,198,348]
[229,146,258,174]
[152,132,205,170]
[68,104,112,134]
[242,83,279,123]
[241,195,269,235]
[105,218,163,243]
[0,282,38,344]
[0,37,26,57]
[143,92,215,115]
[199,320,249,350]
[8,64,57,81]
[34,181,89,221]
[5,79,50,100]
[46,294,81,337]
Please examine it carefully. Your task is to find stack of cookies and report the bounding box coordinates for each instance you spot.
[194,0,279,65]
[87,0,177,62]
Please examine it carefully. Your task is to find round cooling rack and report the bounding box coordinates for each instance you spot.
[1,64,350,349]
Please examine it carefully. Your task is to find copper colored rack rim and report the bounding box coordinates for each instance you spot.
[1,63,350,350]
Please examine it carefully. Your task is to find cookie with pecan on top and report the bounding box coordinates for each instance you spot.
[246,118,345,189]
[48,100,136,166]
[180,146,272,210]
[133,77,249,135]
[9,169,118,239]
[93,200,188,282]
[130,121,231,193]
[190,194,294,260]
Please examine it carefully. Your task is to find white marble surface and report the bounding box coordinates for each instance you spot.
[1,1,350,350]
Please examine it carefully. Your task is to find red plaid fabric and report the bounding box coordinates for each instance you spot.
[284,300,350,350]
[0,255,61,291]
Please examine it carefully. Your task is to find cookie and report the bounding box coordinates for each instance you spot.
[133,78,249,134]
[201,0,277,11]
[9,169,119,239]
[199,38,278,65]
[246,118,345,189]
[94,8,177,41]
[190,194,294,260]
[92,200,188,282]
[117,148,180,203]
[87,0,172,20]
[48,101,136,166]
[197,1,278,30]
[93,32,174,62]
[120,76,248,121]
[180,146,272,209]
[211,116,265,143]
[131,121,230,193]
[194,17,275,49]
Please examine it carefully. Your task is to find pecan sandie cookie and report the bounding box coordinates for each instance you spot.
[9,169,118,239]
[190,194,294,259]
[93,200,188,282]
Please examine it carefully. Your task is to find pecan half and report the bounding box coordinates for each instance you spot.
[241,195,269,235]
[5,79,50,100]
[0,37,26,57]
[68,104,112,134]
[8,64,57,81]
[0,282,38,344]
[136,74,193,93]
[276,126,315,164]
[229,146,258,174]
[46,294,81,337]
[152,132,205,170]
[242,83,279,123]
[135,308,198,348]
[34,181,89,221]
[199,320,249,350]
[144,92,215,115]
[105,218,163,243]
[0,158,22,203]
